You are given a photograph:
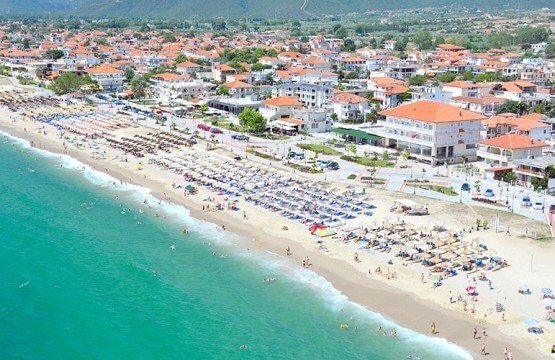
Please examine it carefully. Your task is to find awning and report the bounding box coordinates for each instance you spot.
[331,128,380,141]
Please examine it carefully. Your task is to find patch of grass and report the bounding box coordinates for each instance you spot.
[253,133,290,140]
[208,118,247,132]
[246,148,276,160]
[408,183,458,196]
[287,162,323,174]
[340,155,394,167]
[347,174,357,180]
[297,143,341,156]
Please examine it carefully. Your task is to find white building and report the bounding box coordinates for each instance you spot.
[271,83,333,108]
[329,93,369,122]
[477,134,547,167]
[86,64,125,92]
[378,100,486,165]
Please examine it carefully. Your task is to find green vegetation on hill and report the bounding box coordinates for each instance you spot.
[4,0,550,18]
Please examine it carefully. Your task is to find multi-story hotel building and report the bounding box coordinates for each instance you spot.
[378,100,485,165]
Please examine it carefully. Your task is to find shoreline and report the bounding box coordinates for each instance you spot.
[0,117,551,359]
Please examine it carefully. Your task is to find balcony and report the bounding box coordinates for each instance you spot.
[476,150,509,163]
[386,122,435,135]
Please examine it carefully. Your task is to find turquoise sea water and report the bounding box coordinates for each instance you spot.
[0,132,470,359]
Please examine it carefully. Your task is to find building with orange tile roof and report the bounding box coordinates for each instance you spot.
[378,100,485,165]
[477,134,547,167]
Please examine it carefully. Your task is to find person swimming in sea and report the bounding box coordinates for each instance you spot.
[152,269,158,276]
[170,245,176,251]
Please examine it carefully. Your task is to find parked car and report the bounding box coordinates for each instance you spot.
[197,124,211,131]
[483,189,494,198]
[210,127,223,134]
[461,183,470,192]
[231,134,249,141]
[521,196,532,207]
[533,202,544,210]
[327,161,339,170]
[287,151,304,160]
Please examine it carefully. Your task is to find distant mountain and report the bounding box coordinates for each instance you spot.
[0,0,551,17]
[0,0,83,14]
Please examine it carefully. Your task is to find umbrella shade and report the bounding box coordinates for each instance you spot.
[541,288,553,296]
[519,284,530,292]
[523,318,539,326]
[542,298,554,308]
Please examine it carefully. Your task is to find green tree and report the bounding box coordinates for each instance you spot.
[238,108,266,133]
[515,27,549,45]
[413,30,433,50]
[545,42,555,59]
[251,62,270,72]
[50,72,95,95]
[216,86,230,95]
[408,75,428,86]
[162,33,177,43]
[345,71,358,80]
[532,103,546,114]
[488,31,514,48]
[496,100,530,116]
[174,54,187,64]
[130,75,147,99]
[462,71,475,81]
[124,67,134,81]
[45,49,64,60]
[531,166,555,190]
[434,35,445,48]
[334,26,348,39]
[437,72,457,83]
[341,39,356,52]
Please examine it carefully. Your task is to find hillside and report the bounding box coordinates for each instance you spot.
[70,0,554,18]
[0,0,551,17]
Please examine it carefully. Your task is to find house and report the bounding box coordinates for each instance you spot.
[441,81,492,98]
[378,100,486,165]
[222,80,253,97]
[260,96,304,121]
[271,83,333,108]
[491,81,541,106]
[176,60,203,75]
[367,77,409,109]
[513,156,555,186]
[150,73,208,103]
[86,64,125,92]
[531,42,547,54]
[449,96,505,116]
[212,64,236,82]
[329,93,369,122]
[477,134,547,167]
[383,62,418,80]
[482,113,551,141]
[340,57,367,71]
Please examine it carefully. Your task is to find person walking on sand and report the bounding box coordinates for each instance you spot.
[482,327,487,337]
[473,327,478,339]
[480,342,486,356]
[431,322,436,334]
